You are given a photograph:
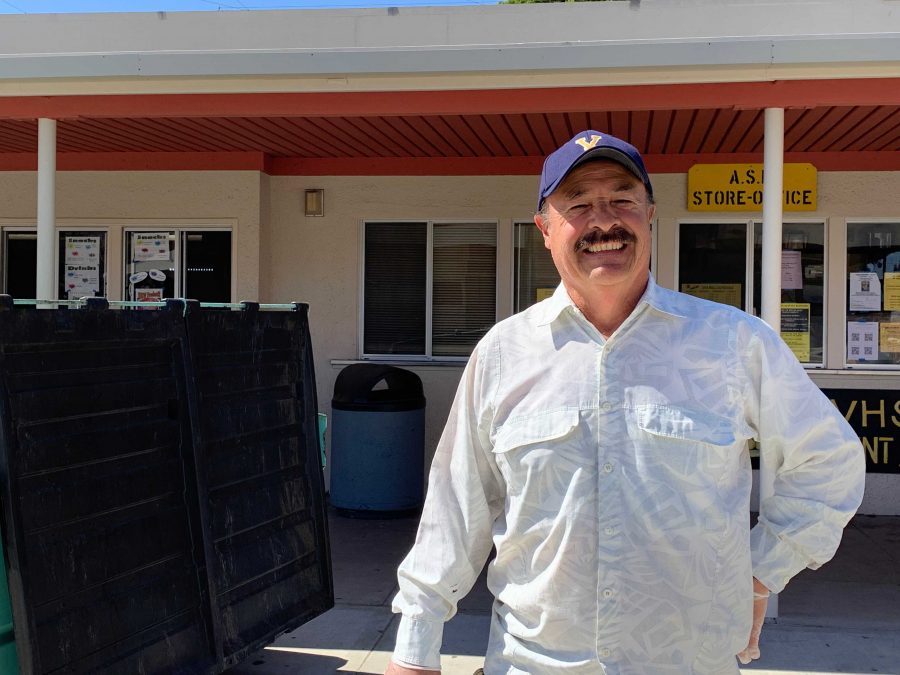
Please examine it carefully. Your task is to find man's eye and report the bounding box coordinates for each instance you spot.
[568,204,588,212]
[613,199,637,207]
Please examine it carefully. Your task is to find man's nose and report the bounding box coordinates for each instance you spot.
[588,201,620,227]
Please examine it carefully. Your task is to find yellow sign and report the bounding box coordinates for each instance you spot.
[781,302,811,362]
[680,283,742,309]
[884,273,900,311]
[688,163,817,212]
[880,323,900,353]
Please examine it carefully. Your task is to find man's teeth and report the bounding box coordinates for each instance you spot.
[585,241,625,252]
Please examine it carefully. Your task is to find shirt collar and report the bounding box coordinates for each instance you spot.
[532,275,686,327]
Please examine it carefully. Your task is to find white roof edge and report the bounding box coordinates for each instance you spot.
[1,35,898,80]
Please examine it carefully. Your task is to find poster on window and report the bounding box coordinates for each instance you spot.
[849,272,882,312]
[134,287,164,304]
[883,273,900,311]
[781,250,803,290]
[879,323,900,353]
[65,236,100,265]
[680,283,742,309]
[63,235,101,299]
[132,232,171,262]
[847,321,879,361]
[781,302,810,362]
[63,265,100,299]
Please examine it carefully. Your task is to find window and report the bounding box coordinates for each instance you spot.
[514,222,560,313]
[678,220,825,367]
[124,229,232,303]
[3,230,36,300]
[846,221,900,367]
[362,221,497,359]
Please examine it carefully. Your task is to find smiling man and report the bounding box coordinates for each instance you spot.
[386,131,864,674]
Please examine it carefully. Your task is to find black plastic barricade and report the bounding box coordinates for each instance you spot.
[0,297,332,675]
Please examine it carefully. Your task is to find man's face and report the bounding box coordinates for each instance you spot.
[535,160,655,301]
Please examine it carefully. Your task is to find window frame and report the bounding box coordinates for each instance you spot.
[358,219,500,362]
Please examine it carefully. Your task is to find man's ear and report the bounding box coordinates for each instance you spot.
[534,213,552,250]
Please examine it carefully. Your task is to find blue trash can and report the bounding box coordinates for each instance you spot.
[330,364,426,517]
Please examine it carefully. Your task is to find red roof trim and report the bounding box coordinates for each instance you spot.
[0,151,267,171]
[3,79,900,120]
[1,150,898,174]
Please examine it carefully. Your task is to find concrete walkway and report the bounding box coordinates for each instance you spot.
[227,513,900,675]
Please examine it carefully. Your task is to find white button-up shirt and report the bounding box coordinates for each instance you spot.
[392,278,865,674]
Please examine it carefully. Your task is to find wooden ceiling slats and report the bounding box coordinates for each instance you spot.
[681,109,717,155]
[501,114,542,156]
[630,110,652,153]
[420,116,475,157]
[305,116,389,157]
[783,108,832,152]
[834,106,900,151]
[58,121,140,153]
[523,114,557,155]
[664,110,695,155]
[440,115,492,156]
[243,117,321,156]
[350,116,427,157]
[262,117,334,157]
[646,110,672,155]
[278,117,358,157]
[481,115,527,157]
[393,116,457,157]
[0,103,897,165]
[719,110,759,152]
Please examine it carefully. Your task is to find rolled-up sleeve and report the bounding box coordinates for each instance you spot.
[738,320,865,594]
[391,334,505,668]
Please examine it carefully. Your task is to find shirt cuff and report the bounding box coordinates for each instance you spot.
[393,615,444,671]
[750,521,811,594]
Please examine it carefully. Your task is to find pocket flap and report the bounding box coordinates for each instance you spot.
[493,408,579,453]
[631,405,734,446]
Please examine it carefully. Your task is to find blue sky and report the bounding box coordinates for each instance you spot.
[0,0,500,11]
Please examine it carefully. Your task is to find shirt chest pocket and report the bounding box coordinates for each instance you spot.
[491,408,583,492]
[626,404,738,478]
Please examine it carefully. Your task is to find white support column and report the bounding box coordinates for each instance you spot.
[36,118,57,305]
[760,107,784,618]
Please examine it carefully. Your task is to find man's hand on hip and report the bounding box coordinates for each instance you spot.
[737,577,770,665]
[385,660,440,675]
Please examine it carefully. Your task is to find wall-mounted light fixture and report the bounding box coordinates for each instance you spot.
[304,188,325,217]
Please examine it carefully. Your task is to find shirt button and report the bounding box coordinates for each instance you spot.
[602,588,614,598]
[599,647,611,658]
[600,401,612,411]
[604,526,616,536]
[603,462,614,473]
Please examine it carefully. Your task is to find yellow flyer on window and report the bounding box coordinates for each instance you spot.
[883,273,900,311]
[781,302,811,362]
[680,283,742,309]
[879,323,900,353]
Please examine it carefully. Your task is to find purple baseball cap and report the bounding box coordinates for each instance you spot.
[537,130,653,211]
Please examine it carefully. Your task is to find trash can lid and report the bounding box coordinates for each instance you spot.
[332,363,426,412]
